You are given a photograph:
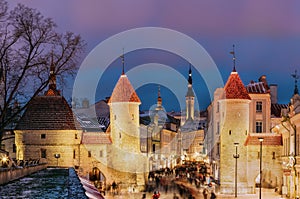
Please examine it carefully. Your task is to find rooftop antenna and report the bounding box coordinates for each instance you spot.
[230,44,236,72]
[120,48,125,75]
[291,69,299,95]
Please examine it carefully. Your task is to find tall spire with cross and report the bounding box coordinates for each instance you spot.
[188,63,192,85]
[230,44,236,72]
[186,63,195,121]
[292,70,299,95]
[156,85,162,110]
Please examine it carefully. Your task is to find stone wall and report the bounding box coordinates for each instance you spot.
[0,164,47,185]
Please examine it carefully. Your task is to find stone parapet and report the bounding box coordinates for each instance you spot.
[0,164,47,185]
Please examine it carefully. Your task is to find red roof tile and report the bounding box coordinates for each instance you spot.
[223,72,251,100]
[244,133,282,146]
[108,74,141,103]
[16,95,80,130]
[81,132,112,144]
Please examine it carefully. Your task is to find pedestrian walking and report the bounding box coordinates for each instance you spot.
[210,190,216,199]
[203,187,209,199]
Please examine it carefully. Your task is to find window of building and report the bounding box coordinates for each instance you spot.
[217,143,220,155]
[41,149,46,158]
[217,102,220,113]
[256,101,262,112]
[217,122,220,135]
[256,121,263,133]
[13,144,16,153]
[75,134,78,139]
[272,152,276,159]
[41,134,46,139]
[88,151,91,157]
[132,114,134,120]
[73,150,76,159]
[152,144,156,153]
[99,150,103,157]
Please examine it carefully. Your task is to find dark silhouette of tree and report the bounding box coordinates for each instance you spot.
[0,0,85,143]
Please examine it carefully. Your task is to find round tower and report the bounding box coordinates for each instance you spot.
[106,57,146,191]
[219,69,252,194]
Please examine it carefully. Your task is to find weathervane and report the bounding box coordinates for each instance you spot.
[230,44,236,72]
[291,69,299,95]
[120,48,125,75]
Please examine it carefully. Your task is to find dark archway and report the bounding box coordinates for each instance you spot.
[89,167,106,194]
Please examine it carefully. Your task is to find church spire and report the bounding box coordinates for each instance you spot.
[292,70,299,95]
[188,63,192,85]
[156,85,162,110]
[230,44,236,72]
[186,64,195,121]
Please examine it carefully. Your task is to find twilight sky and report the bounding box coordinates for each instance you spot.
[9,0,300,111]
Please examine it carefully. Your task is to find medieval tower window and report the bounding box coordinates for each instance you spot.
[73,150,76,159]
[75,133,78,139]
[88,151,91,157]
[99,150,103,157]
[41,134,46,139]
[217,122,220,134]
[132,114,134,120]
[217,101,220,113]
[272,152,276,159]
[41,149,46,158]
[256,121,263,133]
[256,101,262,112]
[229,130,231,135]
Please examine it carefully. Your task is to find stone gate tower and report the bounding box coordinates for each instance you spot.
[107,64,146,191]
[219,67,252,193]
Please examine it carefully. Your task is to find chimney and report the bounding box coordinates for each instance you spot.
[269,84,278,104]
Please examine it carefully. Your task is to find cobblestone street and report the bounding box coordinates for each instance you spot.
[105,187,284,199]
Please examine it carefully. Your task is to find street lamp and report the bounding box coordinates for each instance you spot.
[233,143,239,198]
[258,138,264,199]
[54,153,60,168]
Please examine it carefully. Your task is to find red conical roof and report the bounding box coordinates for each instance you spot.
[108,74,141,103]
[223,71,251,100]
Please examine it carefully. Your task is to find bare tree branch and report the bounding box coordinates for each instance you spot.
[0,0,86,142]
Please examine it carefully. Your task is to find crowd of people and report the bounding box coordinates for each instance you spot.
[146,162,218,198]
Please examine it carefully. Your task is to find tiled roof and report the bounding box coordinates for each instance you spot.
[244,133,282,146]
[108,74,141,103]
[223,72,251,100]
[271,103,288,117]
[246,82,267,94]
[81,132,112,144]
[16,95,79,130]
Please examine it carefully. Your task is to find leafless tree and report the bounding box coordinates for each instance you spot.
[0,1,85,142]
